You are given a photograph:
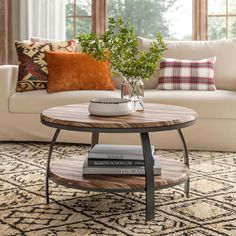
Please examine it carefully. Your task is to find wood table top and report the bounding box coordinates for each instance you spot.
[49,155,189,191]
[41,103,197,130]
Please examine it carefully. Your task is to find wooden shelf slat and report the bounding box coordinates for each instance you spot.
[49,155,189,191]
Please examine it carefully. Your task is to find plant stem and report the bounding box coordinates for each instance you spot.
[100,52,144,110]
[124,77,144,110]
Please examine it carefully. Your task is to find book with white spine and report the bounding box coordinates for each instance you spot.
[88,144,155,160]
[83,156,161,175]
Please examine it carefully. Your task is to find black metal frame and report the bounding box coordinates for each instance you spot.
[178,129,190,198]
[140,132,155,220]
[45,128,61,204]
[44,121,193,220]
[41,118,196,133]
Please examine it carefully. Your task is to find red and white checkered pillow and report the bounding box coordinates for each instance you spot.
[157,57,217,90]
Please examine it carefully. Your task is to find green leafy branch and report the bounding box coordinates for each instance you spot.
[77,17,167,82]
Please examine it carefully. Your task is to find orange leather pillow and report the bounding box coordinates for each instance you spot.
[46,51,115,93]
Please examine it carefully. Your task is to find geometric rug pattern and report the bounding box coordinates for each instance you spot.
[0,142,236,236]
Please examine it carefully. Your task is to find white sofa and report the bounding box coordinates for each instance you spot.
[1,38,236,151]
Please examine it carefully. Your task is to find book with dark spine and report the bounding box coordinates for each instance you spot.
[88,144,155,160]
[88,159,145,166]
[83,156,161,175]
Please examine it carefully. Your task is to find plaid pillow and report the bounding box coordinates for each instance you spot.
[157,57,217,90]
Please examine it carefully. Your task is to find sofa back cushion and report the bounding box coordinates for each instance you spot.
[138,37,236,91]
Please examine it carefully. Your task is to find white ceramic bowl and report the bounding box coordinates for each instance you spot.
[88,98,133,116]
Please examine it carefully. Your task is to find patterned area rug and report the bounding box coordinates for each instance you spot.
[1,142,236,236]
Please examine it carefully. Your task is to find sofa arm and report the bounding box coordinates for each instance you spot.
[0,65,19,112]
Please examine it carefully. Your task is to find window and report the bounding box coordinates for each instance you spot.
[208,0,236,39]
[66,0,92,39]
[65,0,236,41]
[108,0,192,40]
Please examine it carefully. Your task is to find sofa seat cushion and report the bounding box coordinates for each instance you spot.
[144,90,236,119]
[9,89,236,119]
[9,90,120,114]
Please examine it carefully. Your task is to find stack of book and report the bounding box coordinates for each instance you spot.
[82,144,161,175]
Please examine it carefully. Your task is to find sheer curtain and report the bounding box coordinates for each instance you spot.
[20,0,66,40]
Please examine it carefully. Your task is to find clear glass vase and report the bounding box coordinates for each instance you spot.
[121,77,144,111]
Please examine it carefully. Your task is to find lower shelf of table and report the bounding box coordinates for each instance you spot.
[49,155,189,192]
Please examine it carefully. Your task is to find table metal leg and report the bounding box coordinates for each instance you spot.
[88,132,99,195]
[91,132,99,148]
[177,129,190,197]
[140,132,155,220]
[184,178,190,198]
[46,128,60,204]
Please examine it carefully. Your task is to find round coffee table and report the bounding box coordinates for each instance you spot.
[41,103,197,220]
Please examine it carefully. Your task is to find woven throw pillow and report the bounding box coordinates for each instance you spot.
[15,40,76,92]
[157,57,217,91]
[46,51,115,93]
